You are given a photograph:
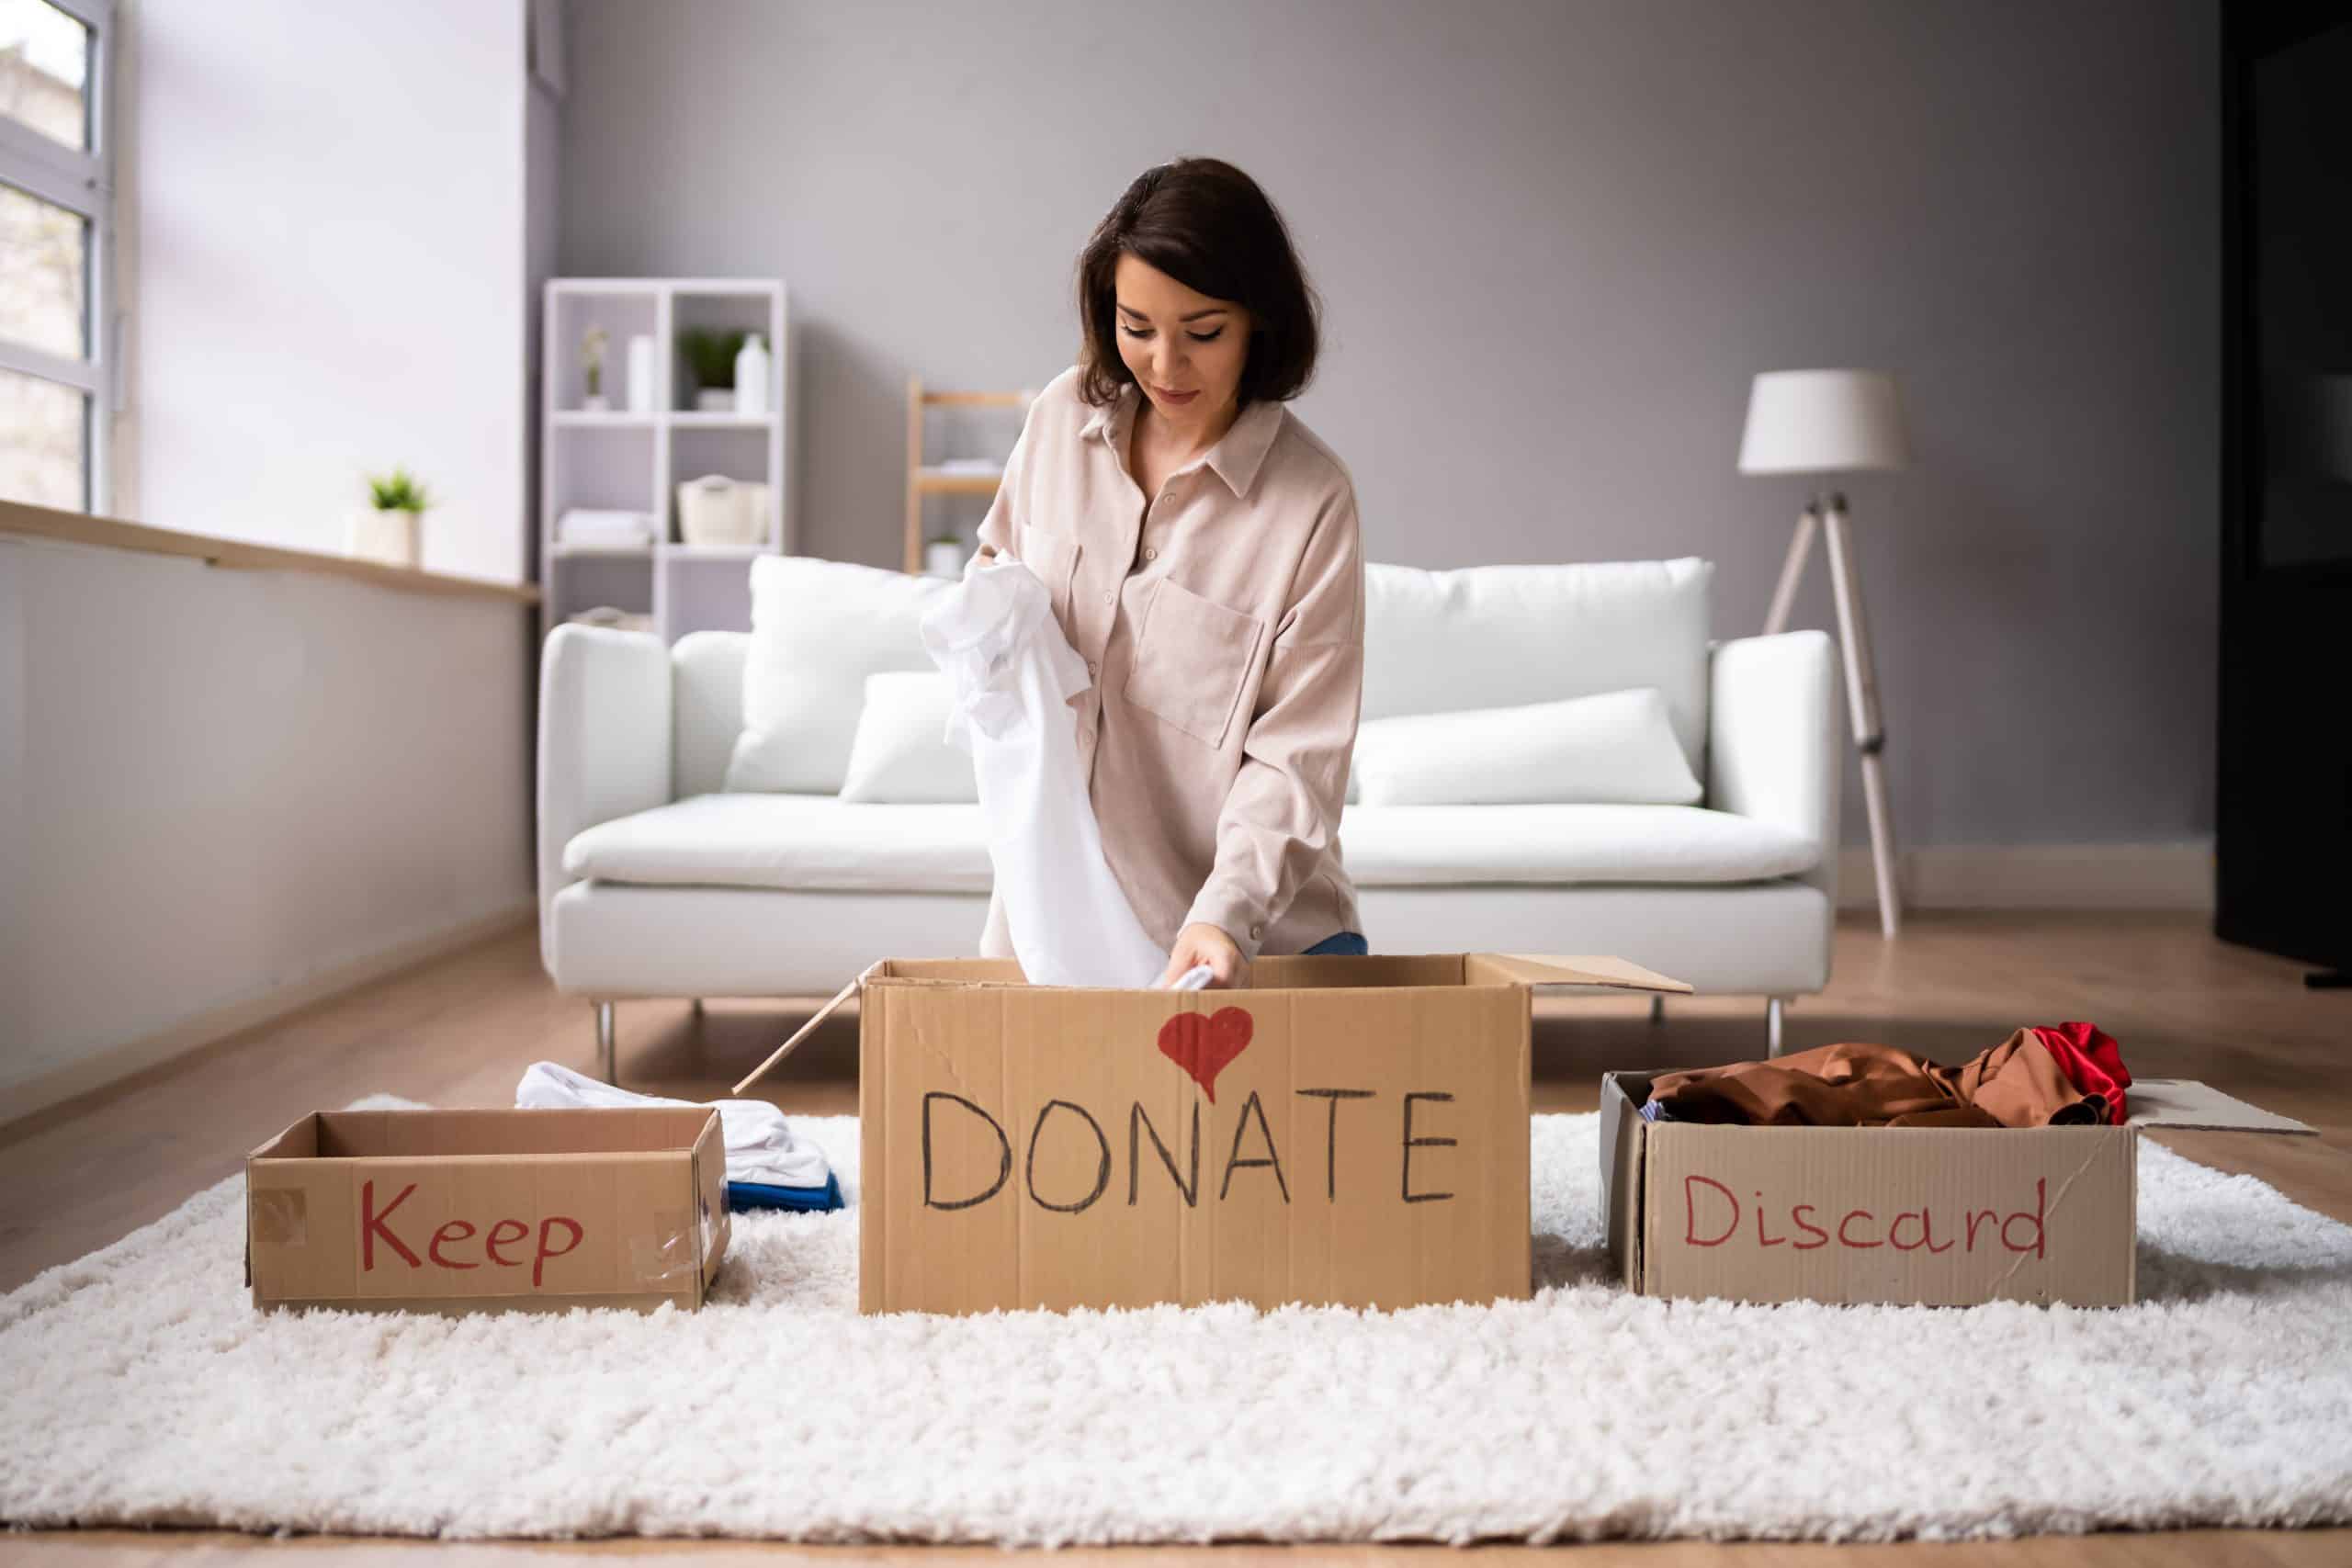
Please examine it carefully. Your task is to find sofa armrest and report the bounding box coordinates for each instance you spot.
[537,625,674,978]
[1707,629,1840,900]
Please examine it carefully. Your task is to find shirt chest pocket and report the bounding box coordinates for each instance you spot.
[1122,578,1267,750]
[1016,521,1080,621]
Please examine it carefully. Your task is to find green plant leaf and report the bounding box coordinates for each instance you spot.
[365,464,434,512]
[678,327,750,388]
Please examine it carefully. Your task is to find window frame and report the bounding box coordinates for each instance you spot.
[0,0,117,514]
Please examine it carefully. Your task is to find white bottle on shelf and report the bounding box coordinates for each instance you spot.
[735,332,770,417]
[626,334,657,412]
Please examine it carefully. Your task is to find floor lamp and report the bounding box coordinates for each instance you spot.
[1737,369,1908,938]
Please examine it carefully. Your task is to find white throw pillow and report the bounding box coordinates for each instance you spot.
[837,671,977,803]
[1347,687,1703,807]
[725,555,956,795]
[1363,558,1713,773]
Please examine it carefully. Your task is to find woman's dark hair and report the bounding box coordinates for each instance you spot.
[1074,157,1320,410]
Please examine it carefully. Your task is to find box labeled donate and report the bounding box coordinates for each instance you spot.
[1600,1070,2312,1308]
[245,1107,729,1314]
[740,953,1686,1315]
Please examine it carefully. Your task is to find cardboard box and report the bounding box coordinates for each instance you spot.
[1600,1070,2313,1308]
[245,1107,730,1314]
[736,953,1687,1316]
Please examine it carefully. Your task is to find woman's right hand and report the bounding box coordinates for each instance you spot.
[1157,921,1248,989]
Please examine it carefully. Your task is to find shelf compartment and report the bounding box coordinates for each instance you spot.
[548,286,660,415]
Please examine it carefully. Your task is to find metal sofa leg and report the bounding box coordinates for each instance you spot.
[1648,994,1666,1026]
[1767,998,1786,1058]
[594,1001,616,1083]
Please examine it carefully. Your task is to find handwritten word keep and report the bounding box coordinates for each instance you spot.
[361,1179,584,1286]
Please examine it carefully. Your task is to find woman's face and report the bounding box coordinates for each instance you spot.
[1112,253,1251,439]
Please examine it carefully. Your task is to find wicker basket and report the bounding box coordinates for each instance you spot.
[675,475,772,547]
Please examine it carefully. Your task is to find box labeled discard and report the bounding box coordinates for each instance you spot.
[1600,1070,2313,1308]
[738,953,1687,1316]
[245,1107,730,1314]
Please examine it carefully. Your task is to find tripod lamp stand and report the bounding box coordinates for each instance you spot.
[1737,369,1909,938]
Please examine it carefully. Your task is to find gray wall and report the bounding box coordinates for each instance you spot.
[559,0,2220,850]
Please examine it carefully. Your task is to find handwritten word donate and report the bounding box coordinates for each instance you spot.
[921,1089,1464,1213]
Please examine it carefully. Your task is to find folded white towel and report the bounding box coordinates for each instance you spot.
[559,508,656,544]
[514,1061,832,1189]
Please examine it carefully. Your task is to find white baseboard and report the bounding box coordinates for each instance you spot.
[1837,841,2214,913]
[0,898,537,1129]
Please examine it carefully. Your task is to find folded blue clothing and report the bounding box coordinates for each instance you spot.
[727,1172,843,1213]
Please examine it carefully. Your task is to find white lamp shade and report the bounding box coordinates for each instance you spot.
[1737,369,1910,474]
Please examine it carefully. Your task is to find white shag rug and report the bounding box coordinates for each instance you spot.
[4,1094,2351,1547]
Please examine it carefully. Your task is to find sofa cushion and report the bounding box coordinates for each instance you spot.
[1349,687,1703,807]
[838,671,977,803]
[724,556,956,795]
[1339,803,1818,886]
[564,795,1816,897]
[563,793,993,893]
[1363,557,1713,772]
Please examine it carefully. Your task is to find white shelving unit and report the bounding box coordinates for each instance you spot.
[538,277,789,644]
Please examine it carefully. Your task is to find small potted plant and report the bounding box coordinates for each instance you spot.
[581,325,610,412]
[678,328,748,412]
[345,465,435,568]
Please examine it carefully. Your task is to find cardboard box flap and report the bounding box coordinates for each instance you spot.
[733,960,886,1094]
[1468,953,1693,995]
[2125,1077,2314,1134]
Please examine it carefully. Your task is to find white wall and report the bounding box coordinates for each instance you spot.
[0,536,534,1116]
[127,0,530,584]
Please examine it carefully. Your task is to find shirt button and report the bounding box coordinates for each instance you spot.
[1102,590,1114,605]
[1144,546,1158,560]
[1250,923,1263,940]
[1086,660,1097,676]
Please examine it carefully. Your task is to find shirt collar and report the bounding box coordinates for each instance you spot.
[1081,379,1286,501]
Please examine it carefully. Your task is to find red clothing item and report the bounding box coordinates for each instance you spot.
[2030,1021,2131,1124]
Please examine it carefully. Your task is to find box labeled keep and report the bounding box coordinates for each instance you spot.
[1599,1069,2312,1308]
[244,1107,730,1314]
[736,952,1689,1316]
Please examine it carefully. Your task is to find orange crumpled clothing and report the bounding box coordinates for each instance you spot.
[1644,1032,2109,1129]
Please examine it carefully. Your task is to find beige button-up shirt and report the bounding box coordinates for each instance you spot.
[969,364,1363,962]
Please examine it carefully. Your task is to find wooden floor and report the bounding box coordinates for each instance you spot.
[4,912,2346,1564]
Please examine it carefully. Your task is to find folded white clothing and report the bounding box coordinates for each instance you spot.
[561,507,656,530]
[559,509,657,543]
[514,1060,832,1190]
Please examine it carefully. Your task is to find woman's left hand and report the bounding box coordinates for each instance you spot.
[1158,922,1249,988]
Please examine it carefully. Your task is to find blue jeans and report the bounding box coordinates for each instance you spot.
[1301,930,1370,956]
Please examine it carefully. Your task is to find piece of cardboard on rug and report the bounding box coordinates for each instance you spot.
[1599,1068,2314,1308]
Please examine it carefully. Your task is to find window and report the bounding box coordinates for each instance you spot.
[0,0,112,514]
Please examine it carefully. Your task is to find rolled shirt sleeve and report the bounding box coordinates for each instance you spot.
[1180,482,1364,958]
[966,399,1033,577]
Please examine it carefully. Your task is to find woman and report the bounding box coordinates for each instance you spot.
[970,157,1367,989]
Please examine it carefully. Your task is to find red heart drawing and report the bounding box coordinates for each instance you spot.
[1157,1006,1255,1103]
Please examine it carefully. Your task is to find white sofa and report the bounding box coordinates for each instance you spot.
[537,557,1839,1079]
